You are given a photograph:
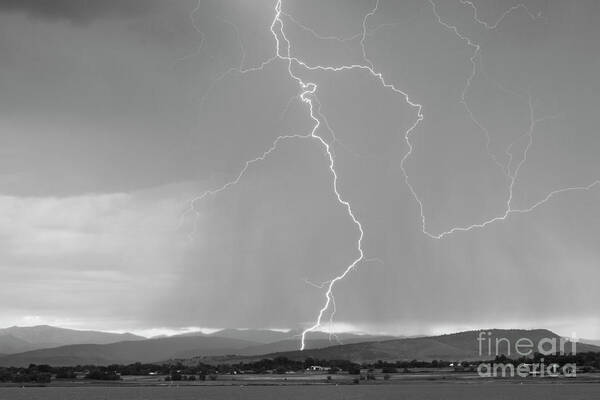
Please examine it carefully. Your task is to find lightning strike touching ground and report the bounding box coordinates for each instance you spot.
[271,0,366,350]
[182,0,422,350]
[182,0,599,350]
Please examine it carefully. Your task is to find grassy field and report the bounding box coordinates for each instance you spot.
[2,369,600,387]
[1,382,600,400]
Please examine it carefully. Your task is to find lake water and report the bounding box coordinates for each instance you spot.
[0,383,599,400]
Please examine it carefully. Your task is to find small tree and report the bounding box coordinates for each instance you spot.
[348,366,361,375]
[170,373,182,381]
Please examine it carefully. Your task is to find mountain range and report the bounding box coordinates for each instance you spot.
[0,325,144,355]
[0,328,394,367]
[0,326,598,367]
[0,335,256,367]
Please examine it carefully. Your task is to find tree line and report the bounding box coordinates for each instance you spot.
[0,352,598,383]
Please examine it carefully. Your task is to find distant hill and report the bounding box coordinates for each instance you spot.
[0,326,144,355]
[0,334,34,355]
[169,328,289,343]
[261,329,600,363]
[581,338,600,347]
[0,336,258,367]
[197,329,600,364]
[176,329,397,352]
[207,329,291,344]
[162,329,400,359]
[236,332,398,356]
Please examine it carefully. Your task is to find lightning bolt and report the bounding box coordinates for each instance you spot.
[268,0,426,350]
[181,0,421,350]
[425,91,598,240]
[182,133,310,242]
[181,0,599,350]
[281,7,400,45]
[282,10,363,43]
[175,0,205,63]
[271,0,366,349]
[428,0,545,175]
[428,0,504,173]
[423,1,599,238]
[302,257,383,346]
[459,0,545,29]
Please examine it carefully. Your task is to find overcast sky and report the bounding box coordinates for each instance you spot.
[1,0,599,339]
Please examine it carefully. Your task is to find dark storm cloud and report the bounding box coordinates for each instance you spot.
[0,0,161,22]
[0,0,277,197]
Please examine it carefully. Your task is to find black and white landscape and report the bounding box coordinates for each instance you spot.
[1,0,599,399]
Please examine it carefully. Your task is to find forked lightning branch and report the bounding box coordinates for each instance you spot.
[183,0,600,350]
